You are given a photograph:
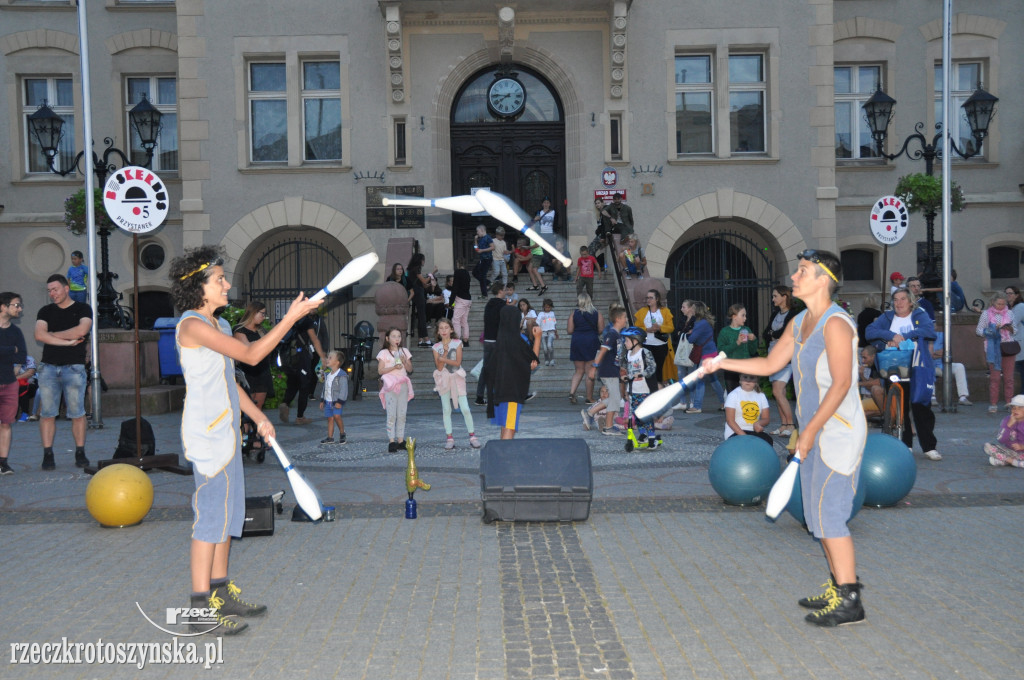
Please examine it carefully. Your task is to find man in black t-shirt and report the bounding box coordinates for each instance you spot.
[277,306,327,425]
[34,274,93,470]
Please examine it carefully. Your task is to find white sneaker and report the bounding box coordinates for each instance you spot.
[923,449,942,461]
[989,405,998,414]
[989,456,1008,467]
[444,437,455,451]
[959,396,972,405]
[673,403,688,411]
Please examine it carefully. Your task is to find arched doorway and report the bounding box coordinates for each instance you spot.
[239,229,354,350]
[667,230,776,335]
[450,65,565,265]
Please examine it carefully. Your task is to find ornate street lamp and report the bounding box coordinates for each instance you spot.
[862,86,998,286]
[28,96,163,328]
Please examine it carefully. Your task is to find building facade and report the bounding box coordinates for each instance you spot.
[1,0,1020,339]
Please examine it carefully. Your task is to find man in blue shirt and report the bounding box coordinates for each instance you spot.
[906,277,935,321]
[472,225,493,299]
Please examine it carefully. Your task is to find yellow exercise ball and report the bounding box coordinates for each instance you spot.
[85,464,154,528]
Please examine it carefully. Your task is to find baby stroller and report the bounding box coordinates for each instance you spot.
[619,326,662,452]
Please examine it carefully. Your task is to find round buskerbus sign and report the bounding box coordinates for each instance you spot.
[103,167,168,234]
[869,195,909,246]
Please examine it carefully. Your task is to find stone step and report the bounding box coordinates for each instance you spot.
[100,386,186,417]
[402,275,625,395]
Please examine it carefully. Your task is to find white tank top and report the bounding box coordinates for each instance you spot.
[176,311,241,476]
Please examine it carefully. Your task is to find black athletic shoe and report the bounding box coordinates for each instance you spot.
[805,582,865,627]
[189,592,248,636]
[474,397,486,406]
[75,451,90,468]
[388,441,399,453]
[41,452,55,470]
[213,581,267,618]
[525,392,537,402]
[0,460,13,476]
[798,576,836,610]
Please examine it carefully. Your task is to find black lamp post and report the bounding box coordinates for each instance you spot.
[28,96,163,329]
[862,87,998,287]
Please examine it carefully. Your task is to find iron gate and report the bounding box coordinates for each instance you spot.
[246,237,355,352]
[668,230,775,337]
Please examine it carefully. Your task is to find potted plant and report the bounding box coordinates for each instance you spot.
[893,172,965,216]
[64,188,114,236]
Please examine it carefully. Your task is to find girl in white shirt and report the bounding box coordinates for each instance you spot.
[536,298,559,366]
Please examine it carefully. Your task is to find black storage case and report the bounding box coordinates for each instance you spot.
[241,496,275,537]
[479,438,593,523]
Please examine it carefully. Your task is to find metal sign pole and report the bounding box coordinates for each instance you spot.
[77,0,103,429]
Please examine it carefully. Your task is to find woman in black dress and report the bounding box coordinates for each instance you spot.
[407,253,434,347]
[232,301,274,408]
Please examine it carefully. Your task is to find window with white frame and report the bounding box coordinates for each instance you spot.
[728,54,765,153]
[835,64,882,159]
[24,77,75,174]
[674,54,713,154]
[934,61,983,157]
[125,76,178,171]
[301,60,341,161]
[248,62,287,162]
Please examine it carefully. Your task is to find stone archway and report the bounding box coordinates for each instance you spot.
[219,196,375,287]
[646,188,809,280]
[431,44,585,221]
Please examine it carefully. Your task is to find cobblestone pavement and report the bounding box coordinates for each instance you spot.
[2,395,1023,678]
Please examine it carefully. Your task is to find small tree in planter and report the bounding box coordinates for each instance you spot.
[893,172,965,288]
[894,172,966,216]
[64,188,114,236]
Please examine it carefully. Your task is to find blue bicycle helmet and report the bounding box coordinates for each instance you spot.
[620,326,644,340]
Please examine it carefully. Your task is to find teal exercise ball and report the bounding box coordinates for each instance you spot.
[786,464,867,527]
[861,433,917,507]
[708,436,781,506]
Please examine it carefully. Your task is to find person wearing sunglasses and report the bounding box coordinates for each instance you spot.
[702,249,866,627]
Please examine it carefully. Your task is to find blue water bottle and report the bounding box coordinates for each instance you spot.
[405,497,417,519]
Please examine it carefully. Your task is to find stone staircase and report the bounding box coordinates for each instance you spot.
[402,272,624,398]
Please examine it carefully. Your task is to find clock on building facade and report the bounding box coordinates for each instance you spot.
[486,75,526,118]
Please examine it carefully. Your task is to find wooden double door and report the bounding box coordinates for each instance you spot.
[450,121,565,267]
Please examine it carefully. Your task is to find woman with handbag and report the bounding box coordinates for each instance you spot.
[866,288,940,460]
[678,300,725,413]
[975,292,1020,413]
[1006,286,1024,399]
[764,285,798,436]
[635,289,675,388]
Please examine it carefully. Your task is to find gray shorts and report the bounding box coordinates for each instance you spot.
[600,377,622,412]
[801,447,859,539]
[191,449,245,543]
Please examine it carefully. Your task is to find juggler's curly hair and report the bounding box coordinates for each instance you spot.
[169,245,225,312]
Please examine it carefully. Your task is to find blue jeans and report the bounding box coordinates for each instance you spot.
[38,363,88,419]
[682,363,725,409]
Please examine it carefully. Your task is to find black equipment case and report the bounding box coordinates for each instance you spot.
[241,496,276,537]
[479,438,593,523]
